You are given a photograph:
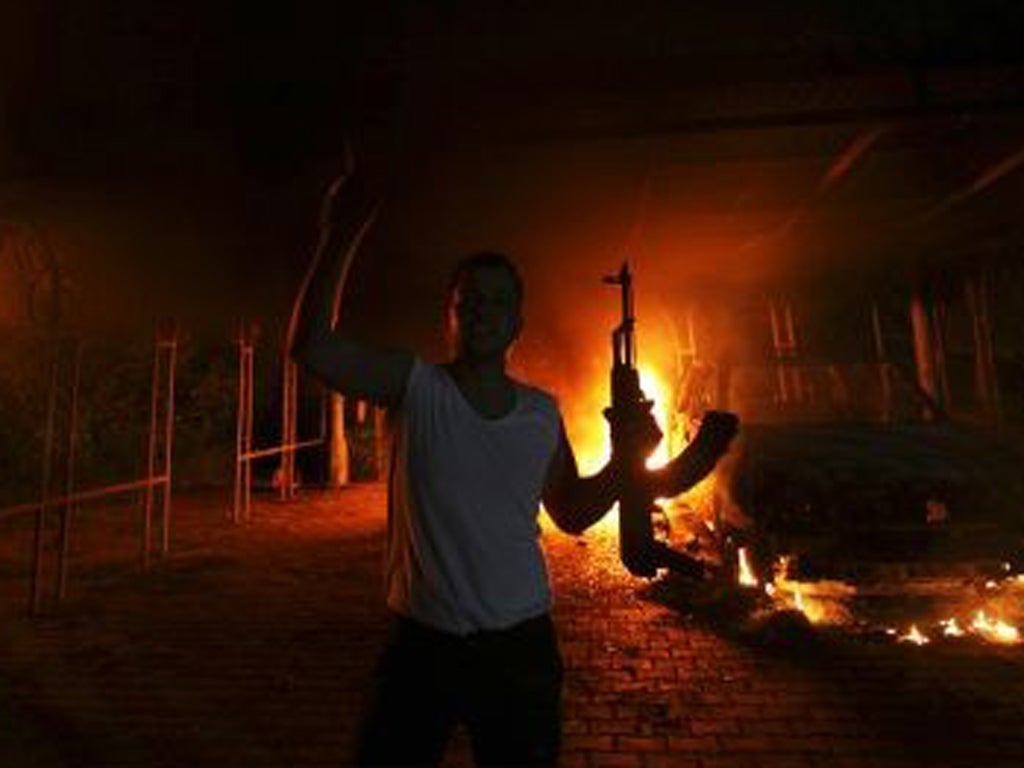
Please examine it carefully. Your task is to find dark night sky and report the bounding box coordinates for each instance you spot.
[1,1,1023,360]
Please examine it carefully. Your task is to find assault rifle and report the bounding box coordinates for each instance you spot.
[603,263,723,579]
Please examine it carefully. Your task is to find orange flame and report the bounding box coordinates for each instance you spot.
[737,547,759,588]
[940,618,966,637]
[900,625,930,645]
[793,586,807,614]
[971,611,1021,644]
[560,363,676,536]
[639,367,673,470]
[569,365,673,475]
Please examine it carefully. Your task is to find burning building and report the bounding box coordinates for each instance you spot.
[4,4,1024,768]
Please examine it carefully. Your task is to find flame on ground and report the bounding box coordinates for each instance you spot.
[793,586,807,614]
[900,625,931,645]
[972,611,1022,644]
[550,345,1024,648]
[763,559,1024,646]
[737,547,759,588]
[768,563,854,625]
[892,613,1021,646]
[940,618,966,638]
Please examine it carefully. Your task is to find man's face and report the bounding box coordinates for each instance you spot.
[447,266,522,362]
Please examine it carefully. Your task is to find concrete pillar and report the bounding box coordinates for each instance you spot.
[279,359,299,499]
[870,303,893,423]
[966,273,1001,421]
[373,407,388,482]
[328,392,349,487]
[930,300,951,411]
[910,292,939,408]
[769,298,801,406]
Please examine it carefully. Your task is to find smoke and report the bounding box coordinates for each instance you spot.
[364,140,783,390]
[2,132,861,393]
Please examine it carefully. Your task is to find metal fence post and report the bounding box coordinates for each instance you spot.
[161,323,178,555]
[30,344,60,615]
[57,340,83,601]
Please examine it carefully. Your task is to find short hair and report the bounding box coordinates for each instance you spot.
[445,251,524,309]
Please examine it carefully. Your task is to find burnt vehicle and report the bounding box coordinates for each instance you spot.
[724,418,1024,589]
[657,288,1024,603]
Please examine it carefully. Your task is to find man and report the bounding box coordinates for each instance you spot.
[289,169,736,767]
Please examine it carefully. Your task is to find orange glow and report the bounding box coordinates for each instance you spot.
[940,618,966,637]
[900,625,931,645]
[971,611,1021,644]
[793,585,806,614]
[767,571,855,626]
[737,547,759,588]
[561,360,678,536]
[547,322,1024,645]
[571,364,674,475]
[763,556,1024,644]
[640,366,673,470]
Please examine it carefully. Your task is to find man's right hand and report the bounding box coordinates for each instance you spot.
[288,146,411,408]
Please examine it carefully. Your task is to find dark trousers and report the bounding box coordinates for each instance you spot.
[355,612,563,768]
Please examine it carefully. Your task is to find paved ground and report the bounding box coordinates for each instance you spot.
[2,485,1024,767]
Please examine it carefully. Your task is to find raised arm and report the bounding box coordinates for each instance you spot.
[287,171,413,406]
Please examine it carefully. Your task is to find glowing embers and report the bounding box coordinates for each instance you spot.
[940,618,966,638]
[736,552,1024,647]
[793,586,806,614]
[971,610,1021,644]
[638,366,672,470]
[886,612,1021,646]
[735,552,850,625]
[737,547,759,588]
[769,574,854,626]
[899,625,931,645]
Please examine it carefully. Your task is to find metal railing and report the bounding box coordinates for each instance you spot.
[232,322,326,523]
[0,325,178,615]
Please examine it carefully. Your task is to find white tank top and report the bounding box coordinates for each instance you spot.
[385,358,561,634]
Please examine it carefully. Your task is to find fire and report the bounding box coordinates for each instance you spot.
[766,559,854,625]
[891,612,1022,646]
[900,625,931,645]
[971,611,1022,644]
[793,586,806,614]
[940,618,966,638]
[758,555,1024,646]
[774,582,840,625]
[559,362,680,536]
[639,367,672,470]
[552,332,1024,650]
[737,547,759,588]
[568,365,673,475]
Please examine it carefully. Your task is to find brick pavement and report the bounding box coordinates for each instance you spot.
[1,485,1024,767]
